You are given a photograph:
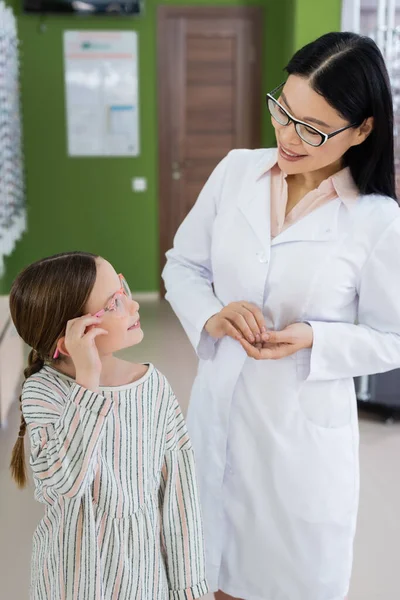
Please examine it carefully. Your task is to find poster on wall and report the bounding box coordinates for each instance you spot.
[64,31,139,157]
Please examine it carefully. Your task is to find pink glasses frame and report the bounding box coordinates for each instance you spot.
[53,274,130,360]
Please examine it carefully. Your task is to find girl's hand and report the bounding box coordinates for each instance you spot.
[239,323,313,360]
[64,315,108,391]
[205,302,267,344]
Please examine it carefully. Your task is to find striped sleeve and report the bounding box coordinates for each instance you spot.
[159,392,208,600]
[22,371,112,499]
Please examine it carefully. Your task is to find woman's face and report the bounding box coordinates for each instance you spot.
[271,75,372,176]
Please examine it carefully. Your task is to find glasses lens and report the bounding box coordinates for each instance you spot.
[268,98,290,126]
[105,292,127,316]
[103,277,132,316]
[296,123,324,147]
[121,276,132,299]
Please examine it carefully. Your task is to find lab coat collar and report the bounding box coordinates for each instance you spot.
[237,152,274,253]
[270,199,342,246]
[255,147,279,179]
[237,148,352,250]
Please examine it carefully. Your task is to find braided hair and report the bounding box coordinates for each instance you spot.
[10,349,45,488]
[9,251,98,488]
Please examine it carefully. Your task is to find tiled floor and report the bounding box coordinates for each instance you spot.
[0,300,399,599]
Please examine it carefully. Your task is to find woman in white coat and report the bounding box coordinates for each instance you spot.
[163,32,400,600]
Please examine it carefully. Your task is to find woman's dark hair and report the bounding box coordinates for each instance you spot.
[285,31,397,200]
[9,251,98,488]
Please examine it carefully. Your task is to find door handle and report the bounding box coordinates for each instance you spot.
[172,162,182,180]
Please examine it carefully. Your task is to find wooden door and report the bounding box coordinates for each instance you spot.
[157,6,263,285]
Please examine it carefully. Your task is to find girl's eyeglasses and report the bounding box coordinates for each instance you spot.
[94,274,132,318]
[266,83,357,148]
[53,274,132,359]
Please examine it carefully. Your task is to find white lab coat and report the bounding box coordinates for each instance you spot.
[162,148,400,600]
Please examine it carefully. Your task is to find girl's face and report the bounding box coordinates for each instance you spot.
[85,258,143,355]
[271,75,373,176]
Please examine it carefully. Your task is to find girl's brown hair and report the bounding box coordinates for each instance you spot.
[9,251,98,488]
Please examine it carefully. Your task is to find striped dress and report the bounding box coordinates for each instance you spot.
[22,364,208,600]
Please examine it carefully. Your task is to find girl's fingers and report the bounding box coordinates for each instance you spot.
[84,328,109,342]
[67,315,102,336]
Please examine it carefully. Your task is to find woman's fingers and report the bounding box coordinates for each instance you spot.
[226,311,256,343]
[227,303,267,343]
[239,338,296,360]
[239,338,263,359]
[262,345,294,359]
[263,329,292,344]
[221,319,243,341]
[238,324,311,358]
[240,306,263,342]
[213,302,267,343]
[241,302,267,336]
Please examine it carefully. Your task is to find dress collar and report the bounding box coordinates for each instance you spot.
[256,148,359,205]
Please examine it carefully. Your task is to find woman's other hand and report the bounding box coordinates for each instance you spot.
[239,323,313,360]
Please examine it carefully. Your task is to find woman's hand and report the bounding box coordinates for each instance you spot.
[64,314,108,391]
[205,302,267,344]
[239,322,313,360]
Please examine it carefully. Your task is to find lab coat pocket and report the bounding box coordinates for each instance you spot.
[296,378,354,429]
[277,419,357,525]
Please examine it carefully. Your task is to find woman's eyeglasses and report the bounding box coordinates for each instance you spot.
[266,83,357,148]
[53,274,132,359]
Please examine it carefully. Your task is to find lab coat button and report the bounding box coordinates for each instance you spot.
[257,252,268,263]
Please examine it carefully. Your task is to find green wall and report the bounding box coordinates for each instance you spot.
[1,0,340,293]
[293,0,342,50]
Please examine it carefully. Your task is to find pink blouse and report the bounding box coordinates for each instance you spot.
[270,163,359,238]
